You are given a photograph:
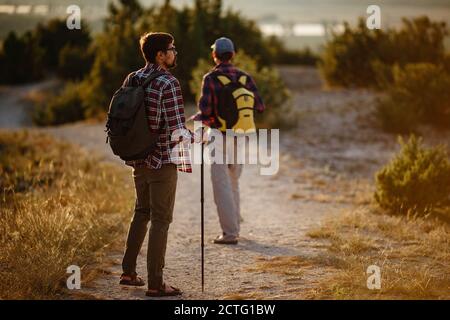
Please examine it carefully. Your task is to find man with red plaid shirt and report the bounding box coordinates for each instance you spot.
[193,37,265,245]
[119,32,191,297]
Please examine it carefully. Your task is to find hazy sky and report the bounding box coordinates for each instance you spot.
[141,0,450,25]
[2,1,450,25]
[2,0,449,49]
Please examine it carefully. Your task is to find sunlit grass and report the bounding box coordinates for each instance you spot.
[0,130,133,299]
[289,172,373,206]
[305,207,450,299]
[243,206,449,299]
[246,256,310,276]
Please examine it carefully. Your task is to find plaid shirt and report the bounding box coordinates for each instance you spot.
[192,62,265,127]
[124,63,192,173]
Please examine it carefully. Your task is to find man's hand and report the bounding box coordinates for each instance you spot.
[193,126,209,144]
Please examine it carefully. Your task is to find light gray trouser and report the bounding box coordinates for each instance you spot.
[209,133,243,238]
[211,163,243,238]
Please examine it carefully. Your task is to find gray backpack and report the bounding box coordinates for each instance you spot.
[105,71,164,161]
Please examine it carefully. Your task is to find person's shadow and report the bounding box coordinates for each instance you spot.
[125,286,185,300]
[235,238,300,256]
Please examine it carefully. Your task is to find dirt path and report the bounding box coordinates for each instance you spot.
[0,80,57,128]
[5,67,445,300]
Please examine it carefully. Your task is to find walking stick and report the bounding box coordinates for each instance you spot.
[200,126,205,293]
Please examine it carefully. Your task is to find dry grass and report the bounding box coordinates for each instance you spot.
[305,207,450,299]
[0,130,133,299]
[290,171,373,205]
[243,207,449,299]
[245,256,310,279]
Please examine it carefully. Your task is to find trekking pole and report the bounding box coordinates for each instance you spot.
[200,126,205,293]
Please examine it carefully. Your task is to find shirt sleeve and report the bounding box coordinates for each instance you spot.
[192,74,215,125]
[247,75,265,113]
[162,78,193,143]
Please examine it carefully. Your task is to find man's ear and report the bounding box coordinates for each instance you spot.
[156,51,165,62]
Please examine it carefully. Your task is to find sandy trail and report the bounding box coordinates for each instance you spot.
[0,80,57,128]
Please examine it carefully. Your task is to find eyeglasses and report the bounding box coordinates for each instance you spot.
[166,46,177,55]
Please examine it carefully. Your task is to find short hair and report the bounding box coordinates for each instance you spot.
[216,52,234,63]
[140,32,174,63]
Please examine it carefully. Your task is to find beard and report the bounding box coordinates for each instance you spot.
[166,56,177,69]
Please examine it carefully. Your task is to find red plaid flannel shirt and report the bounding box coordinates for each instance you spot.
[192,62,265,127]
[124,63,192,173]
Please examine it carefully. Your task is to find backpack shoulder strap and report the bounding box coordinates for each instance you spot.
[211,71,232,86]
[233,69,248,86]
[123,71,137,87]
[141,71,165,88]
[237,74,248,86]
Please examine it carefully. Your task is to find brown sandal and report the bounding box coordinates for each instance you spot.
[145,283,182,297]
[119,273,145,287]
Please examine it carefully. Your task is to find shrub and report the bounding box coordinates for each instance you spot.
[80,17,143,118]
[57,44,94,80]
[34,18,92,72]
[0,19,92,84]
[374,135,450,215]
[189,51,296,128]
[375,96,421,134]
[32,82,85,126]
[320,17,448,88]
[376,63,450,133]
[0,31,44,84]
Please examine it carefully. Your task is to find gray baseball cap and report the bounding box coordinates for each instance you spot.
[211,37,235,55]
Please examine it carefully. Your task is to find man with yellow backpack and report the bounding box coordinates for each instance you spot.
[193,37,265,245]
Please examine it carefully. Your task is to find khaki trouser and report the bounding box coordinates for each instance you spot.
[122,164,177,289]
[211,163,242,238]
[208,131,243,238]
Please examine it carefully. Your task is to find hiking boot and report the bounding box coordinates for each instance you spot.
[213,234,238,245]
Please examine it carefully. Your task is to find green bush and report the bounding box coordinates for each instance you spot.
[57,44,94,80]
[320,17,448,88]
[0,18,92,84]
[375,96,421,134]
[79,19,142,118]
[0,31,44,84]
[376,63,450,133]
[32,83,85,126]
[34,18,92,72]
[320,20,389,88]
[375,135,450,216]
[190,52,295,129]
